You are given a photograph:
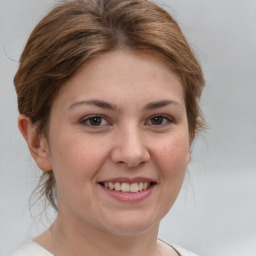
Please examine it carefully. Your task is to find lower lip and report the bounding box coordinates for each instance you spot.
[100,185,155,202]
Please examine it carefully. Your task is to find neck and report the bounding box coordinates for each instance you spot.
[43,214,161,256]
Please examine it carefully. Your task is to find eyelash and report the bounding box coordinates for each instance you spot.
[80,115,111,128]
[80,114,173,128]
[145,114,173,127]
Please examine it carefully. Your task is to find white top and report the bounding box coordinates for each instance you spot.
[9,241,53,256]
[9,240,199,256]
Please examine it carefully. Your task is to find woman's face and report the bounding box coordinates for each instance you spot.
[44,50,191,235]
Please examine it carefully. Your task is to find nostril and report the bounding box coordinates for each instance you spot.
[126,158,148,168]
[110,140,150,168]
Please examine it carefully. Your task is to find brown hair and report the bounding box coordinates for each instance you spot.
[14,0,205,210]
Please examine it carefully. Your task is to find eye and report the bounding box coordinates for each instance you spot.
[146,115,172,126]
[81,115,110,128]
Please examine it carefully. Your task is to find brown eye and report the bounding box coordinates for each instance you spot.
[151,115,164,125]
[82,115,109,128]
[146,115,172,126]
[89,116,102,126]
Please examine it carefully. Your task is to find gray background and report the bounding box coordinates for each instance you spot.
[0,0,256,255]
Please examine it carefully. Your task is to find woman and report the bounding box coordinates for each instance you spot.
[11,0,205,255]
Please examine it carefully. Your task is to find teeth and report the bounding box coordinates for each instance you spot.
[109,182,115,190]
[121,183,130,192]
[115,182,121,191]
[138,182,143,191]
[102,181,151,193]
[130,183,139,193]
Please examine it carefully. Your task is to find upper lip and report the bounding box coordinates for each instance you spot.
[98,177,157,184]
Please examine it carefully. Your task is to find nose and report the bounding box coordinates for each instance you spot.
[110,126,150,168]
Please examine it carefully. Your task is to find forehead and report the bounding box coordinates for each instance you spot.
[53,50,185,111]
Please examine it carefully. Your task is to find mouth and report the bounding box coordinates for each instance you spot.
[99,181,156,193]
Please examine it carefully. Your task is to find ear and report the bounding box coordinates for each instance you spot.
[18,114,52,171]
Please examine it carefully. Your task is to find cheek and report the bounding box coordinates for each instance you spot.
[153,133,189,178]
[48,138,110,210]
[49,136,109,184]
[150,133,190,217]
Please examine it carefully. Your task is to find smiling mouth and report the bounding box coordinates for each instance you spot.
[99,181,155,193]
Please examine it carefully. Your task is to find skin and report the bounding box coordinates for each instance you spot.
[19,50,191,256]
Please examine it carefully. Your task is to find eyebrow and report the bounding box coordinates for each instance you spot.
[143,99,182,110]
[69,99,182,111]
[69,99,117,111]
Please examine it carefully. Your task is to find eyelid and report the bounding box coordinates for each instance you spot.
[145,114,174,126]
[79,113,174,129]
[80,114,112,128]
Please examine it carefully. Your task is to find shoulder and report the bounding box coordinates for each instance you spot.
[8,241,54,256]
[171,244,199,256]
[158,239,199,256]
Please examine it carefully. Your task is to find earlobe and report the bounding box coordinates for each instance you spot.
[18,115,52,171]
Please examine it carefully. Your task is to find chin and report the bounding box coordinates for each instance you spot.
[106,224,158,237]
[99,212,161,237]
